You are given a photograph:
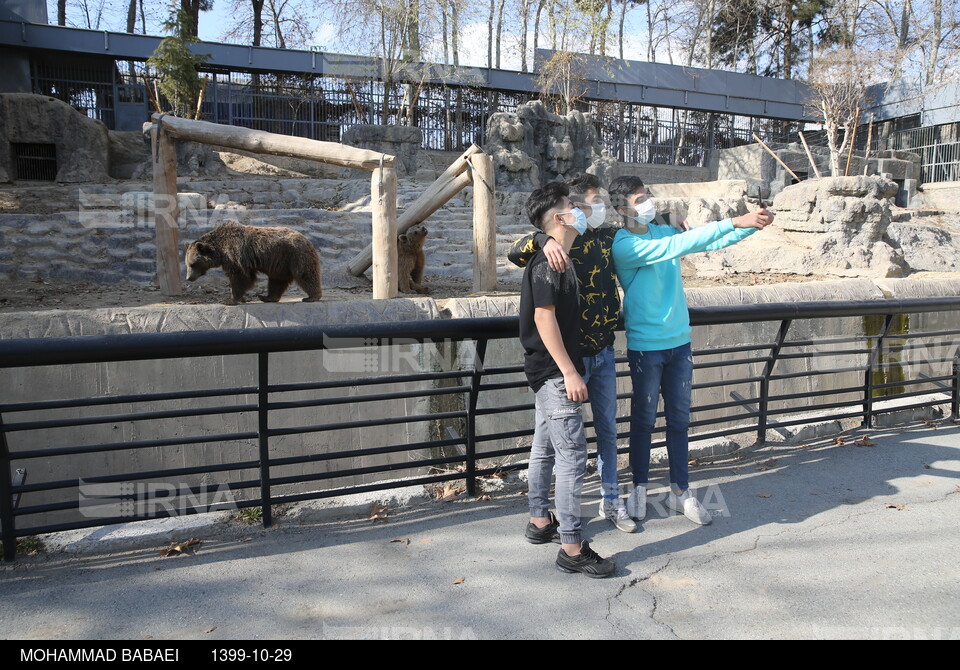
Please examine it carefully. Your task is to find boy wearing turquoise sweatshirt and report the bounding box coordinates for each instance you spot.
[609,176,773,525]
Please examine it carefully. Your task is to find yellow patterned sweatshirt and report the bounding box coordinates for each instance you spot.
[508,225,622,356]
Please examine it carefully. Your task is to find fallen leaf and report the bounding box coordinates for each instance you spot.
[923,464,931,469]
[854,436,876,447]
[390,538,410,546]
[885,503,908,511]
[762,458,777,467]
[452,577,465,585]
[833,437,846,446]
[420,538,431,545]
[368,503,389,523]
[755,466,768,472]
[242,537,253,542]
[160,538,202,557]
[478,494,493,501]
[204,626,217,634]
[757,493,772,498]
[924,421,938,429]
[439,482,465,502]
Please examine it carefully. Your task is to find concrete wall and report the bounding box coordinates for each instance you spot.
[913,182,960,212]
[6,277,960,532]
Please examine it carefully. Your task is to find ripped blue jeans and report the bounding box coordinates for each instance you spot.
[528,377,588,545]
[627,343,693,491]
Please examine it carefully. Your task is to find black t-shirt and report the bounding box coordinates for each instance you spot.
[519,249,585,392]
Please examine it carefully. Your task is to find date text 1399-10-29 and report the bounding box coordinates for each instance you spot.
[211,648,293,662]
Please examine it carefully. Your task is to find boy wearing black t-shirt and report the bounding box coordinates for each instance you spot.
[519,182,615,578]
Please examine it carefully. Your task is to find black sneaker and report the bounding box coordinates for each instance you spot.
[556,541,616,578]
[525,512,561,544]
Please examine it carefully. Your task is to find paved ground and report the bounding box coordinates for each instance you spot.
[1,422,958,640]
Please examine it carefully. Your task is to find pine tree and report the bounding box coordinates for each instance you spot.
[147,5,210,118]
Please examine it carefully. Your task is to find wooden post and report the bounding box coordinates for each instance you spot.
[863,114,875,176]
[844,108,860,177]
[347,144,483,277]
[151,124,182,296]
[470,153,497,292]
[371,166,398,300]
[798,132,822,179]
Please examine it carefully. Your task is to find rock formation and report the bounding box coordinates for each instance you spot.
[485,100,607,190]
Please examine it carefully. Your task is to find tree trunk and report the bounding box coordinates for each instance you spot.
[520,0,530,71]
[619,0,627,60]
[57,0,66,26]
[495,0,505,68]
[269,0,286,48]
[533,0,545,64]
[488,0,495,68]
[926,0,942,85]
[451,0,460,66]
[126,0,137,32]
[252,0,265,47]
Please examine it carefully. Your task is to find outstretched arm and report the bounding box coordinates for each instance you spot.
[508,232,570,271]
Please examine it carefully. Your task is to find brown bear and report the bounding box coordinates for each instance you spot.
[184,221,322,305]
[398,224,429,294]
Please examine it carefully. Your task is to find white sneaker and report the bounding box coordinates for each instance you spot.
[602,499,637,533]
[667,488,712,525]
[626,485,647,521]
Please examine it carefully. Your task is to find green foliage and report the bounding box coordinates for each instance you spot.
[0,536,44,560]
[147,4,210,118]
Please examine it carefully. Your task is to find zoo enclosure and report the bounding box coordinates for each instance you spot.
[2,297,960,561]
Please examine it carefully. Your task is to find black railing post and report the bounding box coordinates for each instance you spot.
[758,319,791,444]
[951,348,960,420]
[0,415,16,561]
[258,351,273,528]
[465,338,488,497]
[864,313,894,429]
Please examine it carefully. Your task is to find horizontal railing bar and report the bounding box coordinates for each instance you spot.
[2,404,257,432]
[694,356,771,370]
[267,368,469,393]
[269,454,466,486]
[8,432,259,460]
[0,386,259,413]
[268,385,471,411]
[268,437,465,466]
[268,410,467,436]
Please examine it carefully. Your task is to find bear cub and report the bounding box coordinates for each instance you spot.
[185,221,322,305]
[398,224,429,294]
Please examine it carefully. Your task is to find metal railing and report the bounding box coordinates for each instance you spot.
[2,298,959,561]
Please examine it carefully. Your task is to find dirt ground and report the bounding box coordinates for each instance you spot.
[0,271,828,314]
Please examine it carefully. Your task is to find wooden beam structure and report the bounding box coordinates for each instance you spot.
[151,124,182,296]
[149,114,395,171]
[371,166,399,300]
[470,153,497,292]
[347,144,483,277]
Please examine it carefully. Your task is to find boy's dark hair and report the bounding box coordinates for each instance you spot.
[608,175,647,210]
[526,181,570,230]
[565,172,602,195]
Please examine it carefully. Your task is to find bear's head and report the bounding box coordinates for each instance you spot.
[400,225,428,247]
[184,241,221,281]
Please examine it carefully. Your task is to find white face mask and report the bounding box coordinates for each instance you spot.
[585,202,606,229]
[631,198,657,225]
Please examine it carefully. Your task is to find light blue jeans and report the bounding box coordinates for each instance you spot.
[627,343,694,491]
[581,345,620,504]
[528,377,588,545]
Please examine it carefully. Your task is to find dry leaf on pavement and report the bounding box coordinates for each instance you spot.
[368,503,389,523]
[452,577,465,585]
[160,537,202,557]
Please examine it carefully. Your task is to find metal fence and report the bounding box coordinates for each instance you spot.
[874,122,960,184]
[29,57,798,165]
[2,298,959,561]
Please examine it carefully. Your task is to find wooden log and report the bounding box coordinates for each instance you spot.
[752,133,801,182]
[151,125,182,296]
[150,113,395,171]
[347,143,483,277]
[798,131,822,179]
[844,108,860,177]
[470,153,497,292]
[862,114,875,176]
[371,166,398,300]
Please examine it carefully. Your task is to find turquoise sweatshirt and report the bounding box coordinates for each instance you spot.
[612,218,757,352]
